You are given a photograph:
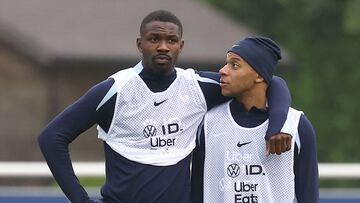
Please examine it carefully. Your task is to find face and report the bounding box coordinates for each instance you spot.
[219,52,262,97]
[137,21,184,75]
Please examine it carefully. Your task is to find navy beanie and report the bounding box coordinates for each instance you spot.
[228,36,282,84]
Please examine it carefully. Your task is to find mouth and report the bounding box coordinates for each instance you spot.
[220,79,228,87]
[154,55,171,64]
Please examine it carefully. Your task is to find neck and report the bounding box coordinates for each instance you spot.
[235,83,268,111]
[142,66,175,79]
[141,61,175,77]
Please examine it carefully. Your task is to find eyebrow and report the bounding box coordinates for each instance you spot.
[227,54,243,62]
[147,32,180,38]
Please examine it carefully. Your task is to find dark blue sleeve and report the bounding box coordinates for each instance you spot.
[37,79,114,203]
[196,71,229,110]
[190,125,205,203]
[265,76,291,140]
[294,114,319,203]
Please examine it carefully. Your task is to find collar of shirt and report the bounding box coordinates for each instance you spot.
[138,67,177,92]
[230,99,268,128]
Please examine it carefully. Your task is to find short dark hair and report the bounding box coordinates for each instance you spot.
[140,10,183,36]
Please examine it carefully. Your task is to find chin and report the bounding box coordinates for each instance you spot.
[151,64,171,75]
[221,90,231,97]
[159,63,174,71]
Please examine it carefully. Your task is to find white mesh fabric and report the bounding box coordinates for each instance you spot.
[97,63,207,166]
[203,101,302,203]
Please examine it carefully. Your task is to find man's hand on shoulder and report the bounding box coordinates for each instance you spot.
[266,133,292,155]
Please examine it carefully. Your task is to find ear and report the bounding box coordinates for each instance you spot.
[136,37,142,53]
[179,39,184,52]
[255,74,265,83]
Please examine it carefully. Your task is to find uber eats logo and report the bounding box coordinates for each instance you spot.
[143,118,184,148]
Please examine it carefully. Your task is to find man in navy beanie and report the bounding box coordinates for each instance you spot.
[191,36,319,203]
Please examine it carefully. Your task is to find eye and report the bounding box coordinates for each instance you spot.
[149,37,159,43]
[230,62,241,70]
[168,38,178,44]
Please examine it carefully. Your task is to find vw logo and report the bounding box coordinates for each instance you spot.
[227,163,240,178]
[143,125,157,138]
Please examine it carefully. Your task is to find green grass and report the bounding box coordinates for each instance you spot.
[320,179,360,188]
[79,177,105,187]
[51,177,105,187]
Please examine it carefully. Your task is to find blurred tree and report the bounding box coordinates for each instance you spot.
[203,0,360,163]
[344,0,360,35]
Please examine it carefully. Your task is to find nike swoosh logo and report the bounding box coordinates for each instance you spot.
[237,141,252,148]
[154,99,168,106]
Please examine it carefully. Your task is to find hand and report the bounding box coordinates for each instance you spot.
[266,133,292,156]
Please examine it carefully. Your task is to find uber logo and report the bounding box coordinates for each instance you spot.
[227,163,240,178]
[143,125,157,138]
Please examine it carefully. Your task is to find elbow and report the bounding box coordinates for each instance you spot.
[37,130,50,152]
[38,128,60,153]
[37,127,71,156]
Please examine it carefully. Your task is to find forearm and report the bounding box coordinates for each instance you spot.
[196,71,229,110]
[266,76,291,139]
[38,82,107,202]
[38,103,97,202]
[38,128,90,202]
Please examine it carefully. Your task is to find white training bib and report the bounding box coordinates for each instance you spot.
[203,101,302,203]
[97,62,207,166]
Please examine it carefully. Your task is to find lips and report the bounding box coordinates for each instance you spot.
[154,54,171,63]
[220,79,228,87]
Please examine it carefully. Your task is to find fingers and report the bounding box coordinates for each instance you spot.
[275,137,282,155]
[266,138,275,156]
[286,135,292,151]
[281,137,288,153]
[266,133,292,156]
[266,140,270,156]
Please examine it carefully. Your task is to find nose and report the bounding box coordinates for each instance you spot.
[157,40,170,52]
[219,64,228,75]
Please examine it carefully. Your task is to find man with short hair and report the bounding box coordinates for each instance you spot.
[191,36,319,203]
[38,10,292,203]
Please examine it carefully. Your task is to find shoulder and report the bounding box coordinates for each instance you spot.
[298,114,316,140]
[298,113,315,138]
[205,101,229,120]
[176,68,220,83]
[296,113,316,154]
[175,67,196,78]
[91,78,114,91]
[67,78,116,114]
[110,67,137,80]
[109,67,139,92]
[83,78,115,103]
